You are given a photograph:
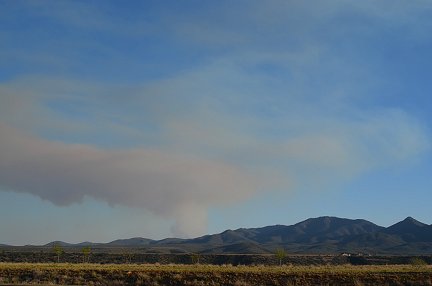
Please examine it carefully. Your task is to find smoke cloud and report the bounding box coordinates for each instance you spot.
[0,123,257,237]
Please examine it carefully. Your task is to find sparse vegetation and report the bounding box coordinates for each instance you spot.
[0,263,431,285]
[410,257,428,267]
[82,246,91,263]
[121,248,134,264]
[274,248,287,266]
[191,253,201,264]
[52,244,63,263]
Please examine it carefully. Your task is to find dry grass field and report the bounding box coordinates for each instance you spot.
[0,262,431,285]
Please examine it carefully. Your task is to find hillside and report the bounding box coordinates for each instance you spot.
[10,216,432,255]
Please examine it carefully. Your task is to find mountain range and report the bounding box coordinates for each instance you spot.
[14,216,432,255]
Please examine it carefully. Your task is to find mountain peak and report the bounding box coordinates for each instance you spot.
[403,216,422,223]
[295,216,374,229]
[44,241,72,247]
[107,237,153,246]
[386,217,428,235]
[400,217,426,227]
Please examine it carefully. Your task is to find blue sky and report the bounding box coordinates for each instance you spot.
[1,0,432,245]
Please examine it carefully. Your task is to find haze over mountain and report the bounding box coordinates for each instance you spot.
[17,216,432,255]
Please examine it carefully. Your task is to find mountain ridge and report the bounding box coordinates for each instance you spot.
[7,216,432,255]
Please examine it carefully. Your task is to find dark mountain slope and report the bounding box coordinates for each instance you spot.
[385,217,432,242]
[386,217,428,233]
[36,216,432,255]
[232,217,384,244]
[44,241,75,247]
[186,229,253,245]
[107,237,154,246]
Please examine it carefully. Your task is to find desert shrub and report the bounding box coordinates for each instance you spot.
[410,257,427,266]
[274,248,287,266]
